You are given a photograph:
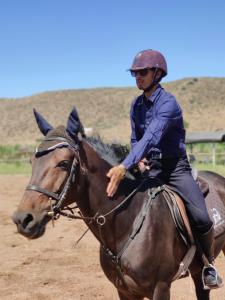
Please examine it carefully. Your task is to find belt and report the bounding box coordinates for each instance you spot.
[149,153,162,159]
[147,153,186,160]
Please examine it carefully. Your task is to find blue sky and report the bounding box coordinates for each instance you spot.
[1,0,225,98]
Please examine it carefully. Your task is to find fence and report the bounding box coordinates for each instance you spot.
[187,152,225,165]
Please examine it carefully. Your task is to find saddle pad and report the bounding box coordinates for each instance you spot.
[205,182,225,238]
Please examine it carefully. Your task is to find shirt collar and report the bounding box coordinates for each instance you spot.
[143,84,162,103]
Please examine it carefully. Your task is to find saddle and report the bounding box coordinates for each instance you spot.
[124,168,225,281]
[165,174,209,245]
[162,173,225,280]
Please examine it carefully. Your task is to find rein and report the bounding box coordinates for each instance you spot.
[56,180,145,225]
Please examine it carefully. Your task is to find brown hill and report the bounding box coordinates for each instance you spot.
[0,77,225,145]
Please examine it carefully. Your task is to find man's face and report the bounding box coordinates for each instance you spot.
[131,68,155,90]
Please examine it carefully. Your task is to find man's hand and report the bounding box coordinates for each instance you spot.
[106,164,126,197]
[138,158,151,173]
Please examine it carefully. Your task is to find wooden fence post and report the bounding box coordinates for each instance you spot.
[212,143,216,165]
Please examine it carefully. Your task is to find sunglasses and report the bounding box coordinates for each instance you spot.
[130,68,150,77]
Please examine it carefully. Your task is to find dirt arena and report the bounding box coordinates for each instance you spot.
[0,175,225,300]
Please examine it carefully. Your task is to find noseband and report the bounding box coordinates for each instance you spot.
[26,136,81,217]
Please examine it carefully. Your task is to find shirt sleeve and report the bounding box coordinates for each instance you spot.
[130,99,138,149]
[122,96,182,169]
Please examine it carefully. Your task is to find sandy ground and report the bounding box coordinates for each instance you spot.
[0,175,225,300]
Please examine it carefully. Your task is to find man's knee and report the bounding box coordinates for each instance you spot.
[193,220,213,234]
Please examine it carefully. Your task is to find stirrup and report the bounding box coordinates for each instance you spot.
[202,264,224,290]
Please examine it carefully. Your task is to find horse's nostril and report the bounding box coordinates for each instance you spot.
[22,213,34,228]
[12,212,34,230]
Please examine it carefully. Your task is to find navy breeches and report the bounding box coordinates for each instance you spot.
[149,156,213,234]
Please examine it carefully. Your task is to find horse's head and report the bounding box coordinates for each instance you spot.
[12,107,87,239]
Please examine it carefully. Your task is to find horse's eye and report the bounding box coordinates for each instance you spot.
[57,160,70,170]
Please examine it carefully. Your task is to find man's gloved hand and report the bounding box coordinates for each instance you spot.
[106,164,126,197]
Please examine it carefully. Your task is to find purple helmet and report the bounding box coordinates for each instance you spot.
[129,49,167,77]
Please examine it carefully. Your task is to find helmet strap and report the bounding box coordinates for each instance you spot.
[144,68,160,93]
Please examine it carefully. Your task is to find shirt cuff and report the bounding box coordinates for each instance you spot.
[122,157,134,170]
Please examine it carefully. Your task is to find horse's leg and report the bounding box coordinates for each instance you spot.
[117,290,144,300]
[152,282,170,300]
[191,271,210,300]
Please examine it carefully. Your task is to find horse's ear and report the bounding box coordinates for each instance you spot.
[33,108,53,136]
[66,107,86,139]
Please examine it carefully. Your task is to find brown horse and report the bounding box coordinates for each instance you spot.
[12,108,225,300]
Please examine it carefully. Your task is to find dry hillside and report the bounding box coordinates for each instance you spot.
[0,77,225,145]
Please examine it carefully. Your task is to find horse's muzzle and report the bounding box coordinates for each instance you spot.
[12,211,49,239]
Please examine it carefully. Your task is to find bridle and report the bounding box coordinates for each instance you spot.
[26,136,82,219]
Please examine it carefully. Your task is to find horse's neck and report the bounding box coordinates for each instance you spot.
[78,142,143,252]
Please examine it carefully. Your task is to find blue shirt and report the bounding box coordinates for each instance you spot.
[122,85,186,169]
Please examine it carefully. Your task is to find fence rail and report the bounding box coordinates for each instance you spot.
[187,152,225,165]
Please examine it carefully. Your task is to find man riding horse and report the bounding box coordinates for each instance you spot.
[106,49,223,289]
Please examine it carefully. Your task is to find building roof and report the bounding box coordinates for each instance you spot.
[186,131,225,144]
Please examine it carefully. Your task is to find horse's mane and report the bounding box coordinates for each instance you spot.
[86,136,129,166]
[39,126,130,167]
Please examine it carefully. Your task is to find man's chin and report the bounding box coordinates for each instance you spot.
[137,83,144,90]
